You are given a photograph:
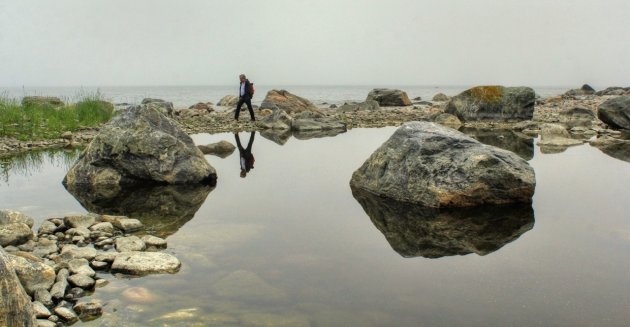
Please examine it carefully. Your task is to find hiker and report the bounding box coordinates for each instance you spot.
[235,74,255,121]
[235,131,255,178]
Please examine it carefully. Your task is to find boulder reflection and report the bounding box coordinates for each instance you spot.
[65,184,213,237]
[459,128,534,160]
[260,129,346,145]
[351,187,535,258]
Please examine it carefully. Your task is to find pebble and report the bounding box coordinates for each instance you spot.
[67,274,95,289]
[54,307,78,324]
[33,301,52,318]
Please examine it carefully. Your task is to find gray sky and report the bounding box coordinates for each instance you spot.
[1,0,629,87]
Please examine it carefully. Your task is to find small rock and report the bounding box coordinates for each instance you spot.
[115,236,146,252]
[91,260,109,270]
[60,244,98,260]
[89,222,114,234]
[38,221,58,235]
[33,301,52,318]
[107,216,143,232]
[68,258,96,277]
[54,307,78,324]
[111,252,181,275]
[65,227,91,239]
[73,300,103,321]
[94,279,109,288]
[36,319,56,327]
[67,274,95,289]
[66,287,86,300]
[34,288,54,307]
[63,215,96,229]
[122,287,157,303]
[94,252,118,263]
[141,235,167,249]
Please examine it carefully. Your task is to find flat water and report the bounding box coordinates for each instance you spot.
[1,127,630,326]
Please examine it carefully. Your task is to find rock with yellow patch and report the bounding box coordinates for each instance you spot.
[445,85,535,122]
[350,122,535,207]
[261,90,321,114]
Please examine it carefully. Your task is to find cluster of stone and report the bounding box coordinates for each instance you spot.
[0,209,178,326]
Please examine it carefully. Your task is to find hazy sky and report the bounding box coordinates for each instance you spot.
[1,0,629,87]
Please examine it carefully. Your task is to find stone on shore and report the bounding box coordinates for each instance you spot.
[366,88,412,106]
[188,102,213,112]
[64,214,97,229]
[217,95,239,107]
[0,248,37,327]
[141,235,167,249]
[63,105,217,190]
[433,113,462,128]
[445,86,536,122]
[0,222,33,247]
[68,258,96,277]
[54,307,79,324]
[60,244,98,260]
[115,236,146,252]
[563,84,596,97]
[73,300,103,321]
[198,140,236,157]
[597,96,630,130]
[537,124,584,148]
[350,122,536,207]
[595,87,630,96]
[258,109,294,130]
[558,107,596,128]
[7,253,56,296]
[111,252,181,275]
[292,117,347,133]
[0,210,35,228]
[21,96,64,108]
[337,100,380,112]
[32,301,51,318]
[432,93,450,101]
[104,216,144,232]
[141,98,174,117]
[262,90,321,114]
[68,274,95,289]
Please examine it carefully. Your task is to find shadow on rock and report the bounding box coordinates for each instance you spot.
[65,184,214,238]
[459,128,534,160]
[351,187,535,258]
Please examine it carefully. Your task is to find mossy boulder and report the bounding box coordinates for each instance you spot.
[262,90,321,114]
[445,86,535,122]
[366,88,412,106]
[21,96,64,108]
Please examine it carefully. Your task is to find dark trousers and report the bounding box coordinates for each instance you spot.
[235,95,255,120]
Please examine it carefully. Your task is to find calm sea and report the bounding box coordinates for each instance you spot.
[0,85,571,108]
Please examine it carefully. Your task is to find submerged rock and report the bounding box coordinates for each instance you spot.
[197,140,236,157]
[63,105,216,190]
[66,184,212,237]
[445,86,535,122]
[350,122,536,207]
[366,88,412,106]
[0,248,37,327]
[351,187,535,258]
[111,252,181,275]
[597,96,630,130]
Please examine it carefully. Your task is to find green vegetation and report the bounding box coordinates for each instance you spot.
[0,91,114,140]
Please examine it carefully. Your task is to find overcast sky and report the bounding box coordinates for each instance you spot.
[1,0,629,87]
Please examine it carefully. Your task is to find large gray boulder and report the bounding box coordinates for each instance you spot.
[350,122,536,207]
[597,96,630,130]
[0,249,37,327]
[261,90,321,114]
[63,105,216,190]
[141,98,174,117]
[445,86,535,122]
[366,88,412,106]
[217,95,239,107]
[352,188,534,258]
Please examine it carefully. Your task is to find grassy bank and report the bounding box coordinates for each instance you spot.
[0,91,114,140]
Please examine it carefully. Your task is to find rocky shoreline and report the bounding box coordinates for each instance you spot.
[2,86,629,158]
[0,209,178,326]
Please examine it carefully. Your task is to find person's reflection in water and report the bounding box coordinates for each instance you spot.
[235,131,255,178]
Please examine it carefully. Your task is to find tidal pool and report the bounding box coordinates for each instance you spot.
[1,127,630,326]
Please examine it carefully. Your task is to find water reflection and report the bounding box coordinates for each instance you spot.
[65,184,213,237]
[590,140,630,163]
[459,128,534,160]
[351,187,535,258]
[259,129,346,145]
[0,148,81,184]
[235,132,256,178]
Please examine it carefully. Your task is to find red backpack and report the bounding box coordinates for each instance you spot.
[248,82,255,96]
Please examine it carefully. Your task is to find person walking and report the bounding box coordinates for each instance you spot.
[235,74,255,121]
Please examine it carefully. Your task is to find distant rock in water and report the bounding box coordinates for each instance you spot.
[445,86,535,122]
[217,95,239,107]
[597,96,630,130]
[351,187,535,258]
[563,84,596,97]
[350,122,536,207]
[262,90,321,114]
[63,105,216,191]
[141,98,174,117]
[65,184,213,238]
[366,88,412,106]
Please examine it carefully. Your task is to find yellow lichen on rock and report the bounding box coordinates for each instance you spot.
[469,86,503,103]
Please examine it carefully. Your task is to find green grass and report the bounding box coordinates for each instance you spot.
[0,90,114,140]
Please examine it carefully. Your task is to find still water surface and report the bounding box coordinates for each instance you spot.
[1,127,630,326]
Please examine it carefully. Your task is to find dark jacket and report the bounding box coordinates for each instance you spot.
[239,79,253,98]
